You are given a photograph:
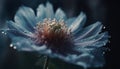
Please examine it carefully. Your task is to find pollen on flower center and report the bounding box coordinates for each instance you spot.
[34,18,73,53]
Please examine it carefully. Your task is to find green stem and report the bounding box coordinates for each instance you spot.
[43,56,49,69]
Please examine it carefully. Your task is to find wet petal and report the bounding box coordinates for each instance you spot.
[69,12,86,34]
[55,8,67,20]
[14,6,36,32]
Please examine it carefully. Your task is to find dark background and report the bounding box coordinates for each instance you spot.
[0,0,119,69]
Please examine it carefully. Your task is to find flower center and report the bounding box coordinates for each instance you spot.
[34,18,73,53]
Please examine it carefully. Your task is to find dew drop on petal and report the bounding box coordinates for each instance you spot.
[10,44,13,47]
[4,32,7,35]
[13,46,17,49]
[1,31,7,36]
[103,26,106,29]
[103,52,105,54]
[1,31,4,34]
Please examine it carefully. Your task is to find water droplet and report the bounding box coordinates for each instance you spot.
[10,44,13,47]
[103,26,106,29]
[4,32,7,35]
[13,46,17,49]
[103,52,105,54]
[1,31,4,34]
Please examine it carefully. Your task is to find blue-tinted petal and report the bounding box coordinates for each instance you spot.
[75,53,94,68]
[7,30,31,39]
[45,2,54,18]
[74,21,102,40]
[7,21,32,35]
[55,8,67,21]
[76,51,105,68]
[88,32,109,47]
[74,32,109,47]
[11,37,47,52]
[51,52,99,68]
[36,4,46,21]
[69,12,86,34]
[72,47,106,68]
[89,48,106,67]
[65,17,76,27]
[14,6,36,32]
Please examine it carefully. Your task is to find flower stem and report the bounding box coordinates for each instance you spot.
[43,56,49,69]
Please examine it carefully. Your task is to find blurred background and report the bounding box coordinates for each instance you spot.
[0,0,118,69]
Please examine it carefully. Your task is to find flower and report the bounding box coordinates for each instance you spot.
[4,2,109,68]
